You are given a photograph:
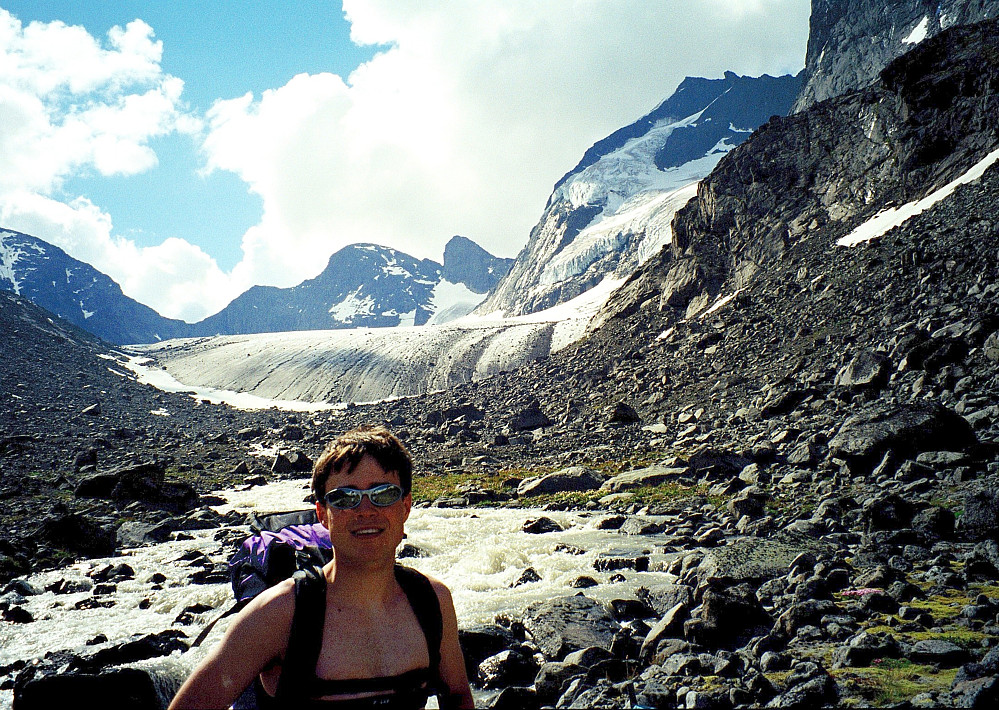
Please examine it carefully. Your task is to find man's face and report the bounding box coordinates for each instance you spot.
[316,453,412,566]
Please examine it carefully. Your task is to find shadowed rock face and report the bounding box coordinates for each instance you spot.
[0,229,188,345]
[792,0,998,114]
[598,18,999,326]
[442,236,514,295]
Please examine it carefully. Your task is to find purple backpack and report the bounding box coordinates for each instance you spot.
[193,509,332,646]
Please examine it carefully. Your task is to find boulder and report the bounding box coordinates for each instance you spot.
[696,535,830,587]
[458,625,518,677]
[600,465,688,493]
[695,583,772,648]
[606,401,641,424]
[862,494,916,532]
[828,403,976,469]
[517,467,603,497]
[522,517,563,534]
[835,350,890,391]
[959,490,999,541]
[509,402,552,431]
[35,506,115,557]
[521,596,618,659]
[477,649,539,688]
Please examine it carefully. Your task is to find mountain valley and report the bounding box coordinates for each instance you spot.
[3,3,999,709]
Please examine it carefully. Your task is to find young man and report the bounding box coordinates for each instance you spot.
[169,425,474,709]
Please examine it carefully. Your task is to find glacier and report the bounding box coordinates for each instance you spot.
[128,276,621,406]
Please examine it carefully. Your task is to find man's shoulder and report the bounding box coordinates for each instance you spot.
[245,577,298,620]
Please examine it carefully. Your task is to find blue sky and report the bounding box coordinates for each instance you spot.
[2,0,381,270]
[0,1,810,321]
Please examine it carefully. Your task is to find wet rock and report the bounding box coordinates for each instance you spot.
[521,595,618,659]
[522,516,563,534]
[618,517,665,535]
[512,567,541,587]
[594,551,649,572]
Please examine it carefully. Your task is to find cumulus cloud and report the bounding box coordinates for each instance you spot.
[202,0,810,294]
[0,9,223,320]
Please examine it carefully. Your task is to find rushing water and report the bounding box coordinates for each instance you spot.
[0,480,680,708]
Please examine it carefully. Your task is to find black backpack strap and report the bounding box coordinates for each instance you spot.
[274,560,327,700]
[394,565,443,687]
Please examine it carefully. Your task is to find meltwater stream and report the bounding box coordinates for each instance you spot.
[0,480,681,708]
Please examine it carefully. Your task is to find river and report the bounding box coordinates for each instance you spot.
[0,479,680,708]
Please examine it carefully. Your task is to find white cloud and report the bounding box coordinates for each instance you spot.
[202,0,809,295]
[0,9,220,320]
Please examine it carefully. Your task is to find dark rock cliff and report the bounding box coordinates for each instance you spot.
[792,0,996,113]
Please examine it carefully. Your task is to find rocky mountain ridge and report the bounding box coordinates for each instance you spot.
[0,232,511,344]
[597,17,999,330]
[0,229,189,345]
[474,72,802,319]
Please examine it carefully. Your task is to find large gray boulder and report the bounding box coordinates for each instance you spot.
[518,467,604,497]
[696,535,830,587]
[828,402,976,468]
[521,596,618,660]
[601,465,689,493]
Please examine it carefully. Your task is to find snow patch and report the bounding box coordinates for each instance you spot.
[838,147,999,247]
[0,231,26,294]
[328,290,376,321]
[902,16,929,44]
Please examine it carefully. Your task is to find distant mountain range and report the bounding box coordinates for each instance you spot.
[0,230,511,345]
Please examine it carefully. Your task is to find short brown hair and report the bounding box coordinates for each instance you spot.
[311,425,413,502]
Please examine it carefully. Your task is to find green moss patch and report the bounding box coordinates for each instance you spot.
[832,660,957,705]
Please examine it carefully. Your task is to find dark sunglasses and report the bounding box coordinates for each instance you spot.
[323,483,404,510]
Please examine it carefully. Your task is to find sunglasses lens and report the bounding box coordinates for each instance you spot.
[325,489,362,509]
[369,484,403,506]
[324,485,403,509]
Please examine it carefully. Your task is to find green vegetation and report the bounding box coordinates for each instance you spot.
[832,660,956,706]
